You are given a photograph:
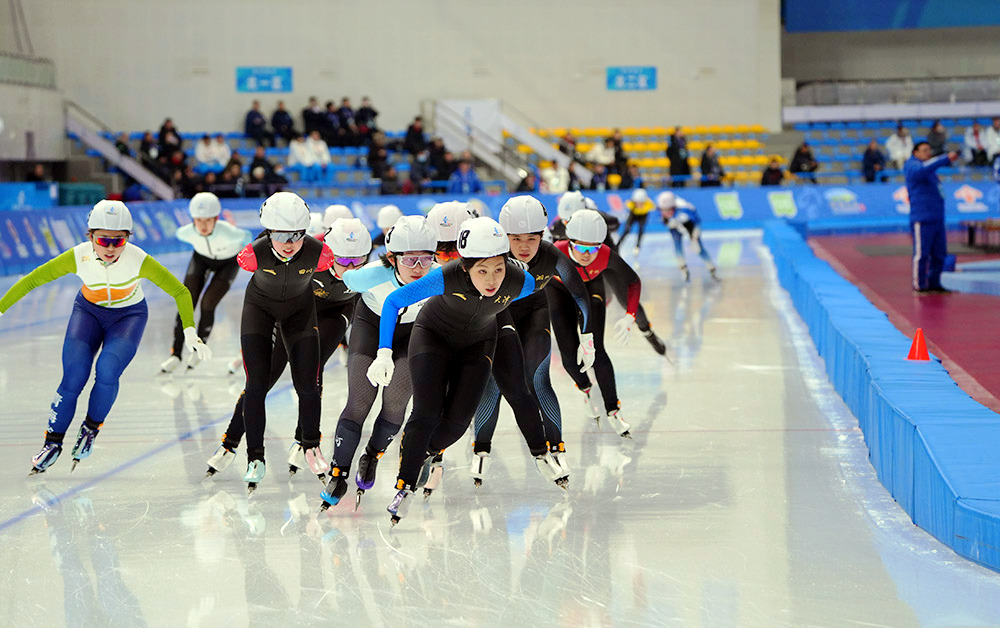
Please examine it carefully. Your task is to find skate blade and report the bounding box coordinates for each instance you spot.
[390,515,400,527]
[423,488,434,500]
[355,489,364,511]
[556,477,569,490]
[247,482,258,495]
[288,466,298,477]
[28,468,45,476]
[71,460,80,472]
[315,473,327,485]
[205,468,218,479]
[620,431,633,439]
[473,478,482,489]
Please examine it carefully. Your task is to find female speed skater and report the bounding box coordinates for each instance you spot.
[0,200,210,473]
[425,200,475,263]
[656,191,719,282]
[160,192,250,373]
[617,188,655,256]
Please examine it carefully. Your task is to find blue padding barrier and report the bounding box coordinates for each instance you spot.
[764,219,1000,573]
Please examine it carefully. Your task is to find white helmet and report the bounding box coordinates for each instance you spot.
[188,192,221,219]
[458,217,510,259]
[307,212,326,238]
[556,191,586,221]
[565,209,607,244]
[542,226,553,243]
[631,188,649,204]
[386,216,437,253]
[376,204,404,230]
[583,196,599,211]
[323,204,354,229]
[499,195,549,234]
[426,201,474,242]
[260,191,310,231]
[656,191,676,210]
[88,200,133,231]
[326,218,372,257]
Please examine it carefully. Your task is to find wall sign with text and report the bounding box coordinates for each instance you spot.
[236,67,293,93]
[606,66,657,91]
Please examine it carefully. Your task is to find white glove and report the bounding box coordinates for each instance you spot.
[183,327,213,362]
[577,332,596,371]
[366,347,395,387]
[614,314,635,346]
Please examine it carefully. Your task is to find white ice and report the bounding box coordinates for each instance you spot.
[1,232,999,628]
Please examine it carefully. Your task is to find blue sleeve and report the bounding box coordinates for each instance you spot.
[378,267,445,348]
[343,264,392,293]
[994,155,1000,183]
[553,254,591,333]
[514,270,535,300]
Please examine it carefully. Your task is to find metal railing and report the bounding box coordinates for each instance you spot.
[796,76,1000,106]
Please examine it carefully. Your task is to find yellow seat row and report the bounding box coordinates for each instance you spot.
[532,124,768,138]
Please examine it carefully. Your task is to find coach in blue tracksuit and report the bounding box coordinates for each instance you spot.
[904,142,959,293]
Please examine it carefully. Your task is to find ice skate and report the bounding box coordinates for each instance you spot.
[205,443,236,477]
[227,355,243,375]
[423,461,444,500]
[417,451,444,499]
[387,485,414,526]
[579,386,602,421]
[244,460,265,493]
[535,453,569,489]
[681,265,691,283]
[606,409,632,438]
[160,354,181,374]
[70,419,101,472]
[470,451,489,488]
[29,442,62,475]
[185,349,202,370]
[550,443,571,489]
[304,445,330,481]
[642,328,667,356]
[354,450,383,509]
[709,266,720,282]
[320,473,348,511]
[287,442,306,476]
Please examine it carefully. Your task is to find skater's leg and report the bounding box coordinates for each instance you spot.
[395,327,450,487]
[48,298,103,440]
[330,316,380,472]
[87,303,148,423]
[427,335,497,452]
[545,283,592,389]
[240,302,278,459]
[472,375,502,454]
[282,305,322,448]
[520,306,564,448]
[368,349,412,452]
[196,258,239,341]
[172,255,208,356]
[634,213,649,251]
[488,320,548,456]
[588,280,621,413]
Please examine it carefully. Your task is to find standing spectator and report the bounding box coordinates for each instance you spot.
[302,96,323,135]
[540,160,570,193]
[885,124,913,170]
[139,131,159,163]
[926,120,948,156]
[984,117,1000,161]
[760,158,784,186]
[406,149,433,194]
[589,163,608,191]
[434,152,456,181]
[322,101,342,146]
[158,118,182,159]
[25,163,47,182]
[380,165,403,195]
[244,100,273,147]
[368,144,389,180]
[271,100,296,145]
[963,122,990,166]
[114,133,131,157]
[558,131,579,161]
[610,128,628,173]
[618,162,643,190]
[336,97,359,146]
[515,172,537,192]
[862,139,887,182]
[586,137,615,169]
[288,132,320,182]
[789,142,819,183]
[904,142,960,293]
[699,144,724,187]
[355,96,379,144]
[667,127,691,188]
[446,160,483,194]
[404,116,427,156]
[306,130,331,176]
[428,137,447,176]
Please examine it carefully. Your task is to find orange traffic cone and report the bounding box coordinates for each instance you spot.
[906,328,930,361]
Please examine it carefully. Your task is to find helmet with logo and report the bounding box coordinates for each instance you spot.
[457,217,510,258]
[376,204,404,230]
[426,201,474,242]
[656,191,676,210]
[386,216,437,253]
[307,212,326,238]
[88,199,133,231]
[565,209,607,244]
[326,218,372,257]
[498,195,548,234]
[323,204,354,229]
[631,188,649,204]
[556,191,586,221]
[189,192,222,219]
[259,191,310,231]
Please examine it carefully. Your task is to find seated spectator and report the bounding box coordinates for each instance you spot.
[355,96,379,144]
[195,134,231,170]
[446,160,483,194]
[618,162,643,190]
[271,100,296,145]
[250,146,277,178]
[862,139,887,182]
[586,137,615,169]
[288,132,320,182]
[336,97,359,146]
[306,130,331,172]
[407,149,433,193]
[540,160,570,193]
[926,120,948,156]
[885,124,913,170]
[216,163,246,198]
[244,100,273,147]
[963,122,990,166]
[404,116,427,155]
[760,158,784,186]
[985,117,1000,161]
[302,96,323,135]
[194,135,215,167]
[428,137,447,175]
[789,142,819,183]
[589,163,608,191]
[114,133,132,157]
[558,132,578,159]
[434,151,456,181]
[158,118,182,159]
[25,163,48,182]
[139,131,159,162]
[515,172,537,192]
[368,146,389,179]
[321,100,342,146]
[700,144,724,187]
[245,166,268,198]
[380,165,403,195]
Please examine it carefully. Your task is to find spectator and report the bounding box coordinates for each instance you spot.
[249,146,277,178]
[404,116,427,155]
[558,131,578,160]
[244,100,273,147]
[963,121,990,166]
[245,166,268,198]
[271,100,296,145]
[288,132,320,182]
[611,128,628,174]
[302,96,323,135]
[139,131,159,162]
[194,134,215,167]
[589,163,608,191]
[926,120,948,156]
[380,165,403,195]
[368,145,389,180]
[789,142,819,183]
[540,160,570,193]
[667,127,691,187]
[322,100,342,146]
[195,134,231,170]
[862,139,887,182]
[355,96,379,143]
[336,97,359,146]
[114,133,131,157]
[904,142,960,293]
[985,117,1000,161]
[25,163,47,182]
[885,124,913,170]
[586,137,615,169]
[434,151,456,181]
[760,158,784,186]
[446,160,483,194]
[407,149,433,193]
[216,163,246,199]
[699,144,724,187]
[306,130,331,174]
[618,162,643,190]
[158,118,182,159]
[515,172,537,192]
[428,137,447,176]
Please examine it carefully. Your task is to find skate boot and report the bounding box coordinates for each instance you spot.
[709,266,720,282]
[160,354,181,374]
[535,452,569,489]
[304,445,330,481]
[580,386,602,421]
[287,442,306,476]
[244,459,266,494]
[70,418,102,472]
[30,441,63,475]
[642,328,667,356]
[417,451,444,499]
[206,442,237,477]
[550,442,571,487]
[185,350,202,370]
[228,355,243,375]
[320,469,349,511]
[680,265,691,282]
[354,449,383,509]
[387,483,414,526]
[606,409,632,438]
[470,450,490,488]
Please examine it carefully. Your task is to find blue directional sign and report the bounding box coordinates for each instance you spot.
[606,66,657,91]
[236,67,293,93]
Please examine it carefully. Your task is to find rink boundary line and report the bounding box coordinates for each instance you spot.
[0,381,294,534]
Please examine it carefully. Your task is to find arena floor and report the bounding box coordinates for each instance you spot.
[1,232,999,627]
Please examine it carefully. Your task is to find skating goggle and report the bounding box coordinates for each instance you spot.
[570,242,601,255]
[398,254,434,268]
[269,230,307,243]
[94,236,127,248]
[435,244,461,261]
[334,256,366,267]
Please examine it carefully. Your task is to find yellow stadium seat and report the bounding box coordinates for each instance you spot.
[687,156,699,168]
[738,155,756,166]
[708,125,724,135]
[551,128,567,137]
[517,145,534,154]
[623,127,642,137]
[693,125,710,136]
[688,140,705,152]
[750,124,767,134]
[722,125,738,135]
[730,139,746,150]
[577,142,592,153]
[715,140,733,151]
[631,142,648,153]
[655,156,670,168]
[608,173,623,189]
[745,139,761,150]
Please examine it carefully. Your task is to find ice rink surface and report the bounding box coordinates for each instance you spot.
[2,231,1000,627]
